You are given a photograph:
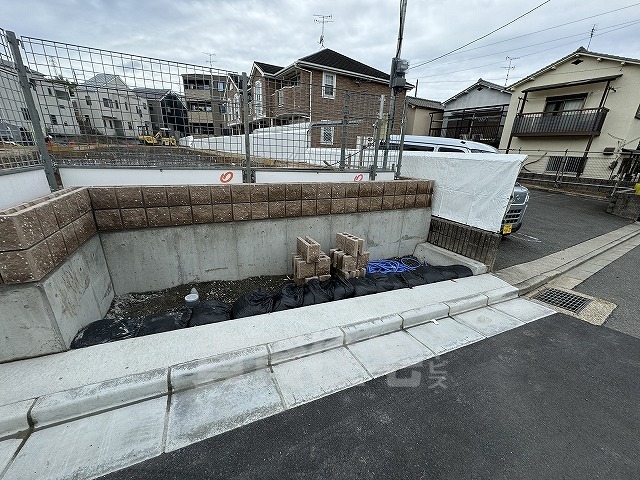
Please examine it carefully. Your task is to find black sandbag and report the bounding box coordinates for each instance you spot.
[272,283,305,311]
[302,279,335,306]
[445,264,474,278]
[188,300,233,327]
[232,290,275,319]
[399,271,427,287]
[432,264,473,280]
[331,275,355,300]
[136,311,187,337]
[70,317,139,348]
[368,273,403,292]
[350,277,379,297]
[413,265,447,283]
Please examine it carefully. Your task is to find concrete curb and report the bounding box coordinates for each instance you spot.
[0,273,521,437]
[0,399,34,439]
[30,368,168,430]
[170,346,269,392]
[497,224,640,294]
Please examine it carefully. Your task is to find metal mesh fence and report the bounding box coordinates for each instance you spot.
[5,33,397,173]
[18,35,243,168]
[512,148,640,184]
[0,28,43,172]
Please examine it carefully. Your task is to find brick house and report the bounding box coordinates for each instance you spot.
[247,49,411,147]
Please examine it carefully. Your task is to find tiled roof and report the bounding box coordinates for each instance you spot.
[509,47,640,90]
[444,78,511,105]
[254,62,283,75]
[407,96,443,110]
[131,88,173,100]
[297,49,389,81]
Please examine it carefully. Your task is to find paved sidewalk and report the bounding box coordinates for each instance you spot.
[495,222,640,293]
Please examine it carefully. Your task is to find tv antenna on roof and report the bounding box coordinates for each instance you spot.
[502,56,518,86]
[203,52,216,68]
[587,24,597,49]
[314,14,333,47]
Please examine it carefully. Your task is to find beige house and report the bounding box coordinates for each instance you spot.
[500,47,640,179]
[405,97,443,136]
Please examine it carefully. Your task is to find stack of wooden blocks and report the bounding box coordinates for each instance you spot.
[292,236,331,284]
[331,232,369,279]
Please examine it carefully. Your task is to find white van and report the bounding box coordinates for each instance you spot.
[387,135,499,154]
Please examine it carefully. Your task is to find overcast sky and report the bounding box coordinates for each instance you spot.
[3,0,640,101]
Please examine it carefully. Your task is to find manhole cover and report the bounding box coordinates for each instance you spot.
[532,288,592,314]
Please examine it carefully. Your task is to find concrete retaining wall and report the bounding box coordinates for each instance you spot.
[0,168,51,210]
[0,236,114,362]
[101,208,431,294]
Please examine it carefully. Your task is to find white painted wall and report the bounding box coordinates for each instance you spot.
[254,170,394,183]
[0,169,51,209]
[59,167,243,186]
[401,152,526,232]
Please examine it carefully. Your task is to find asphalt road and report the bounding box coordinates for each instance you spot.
[575,242,640,339]
[101,314,640,480]
[494,189,632,271]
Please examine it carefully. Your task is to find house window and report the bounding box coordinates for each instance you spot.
[543,94,586,114]
[545,155,583,174]
[320,124,334,145]
[254,80,263,117]
[128,122,133,130]
[103,98,113,108]
[21,107,31,121]
[142,103,147,110]
[84,115,91,126]
[49,115,58,125]
[114,100,119,109]
[125,102,129,111]
[217,81,225,92]
[277,90,284,107]
[85,95,92,106]
[322,72,336,99]
[55,89,69,100]
[219,104,227,114]
[47,87,52,95]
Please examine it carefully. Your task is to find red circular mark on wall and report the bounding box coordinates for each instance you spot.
[353,173,364,182]
[220,171,234,183]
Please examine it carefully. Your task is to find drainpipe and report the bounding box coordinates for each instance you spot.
[580,80,614,177]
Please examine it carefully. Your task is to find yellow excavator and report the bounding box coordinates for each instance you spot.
[138,128,177,146]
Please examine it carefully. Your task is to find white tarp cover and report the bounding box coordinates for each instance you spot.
[401,152,526,232]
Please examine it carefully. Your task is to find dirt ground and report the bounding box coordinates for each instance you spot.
[106,274,292,321]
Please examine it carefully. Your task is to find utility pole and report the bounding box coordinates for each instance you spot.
[383,0,408,170]
[587,24,597,50]
[502,56,517,86]
[313,14,333,47]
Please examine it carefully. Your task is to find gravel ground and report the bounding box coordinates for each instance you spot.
[106,275,292,321]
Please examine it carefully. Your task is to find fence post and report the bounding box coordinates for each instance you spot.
[395,96,408,179]
[370,94,385,181]
[241,71,251,183]
[340,92,350,170]
[554,149,568,188]
[6,31,58,191]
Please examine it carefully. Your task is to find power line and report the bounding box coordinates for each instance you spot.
[408,0,552,70]
[412,18,640,79]
[410,2,640,64]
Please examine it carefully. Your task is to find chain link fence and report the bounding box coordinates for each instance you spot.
[1,29,399,182]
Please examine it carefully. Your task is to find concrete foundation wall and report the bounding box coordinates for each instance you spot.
[101,208,431,294]
[0,236,114,363]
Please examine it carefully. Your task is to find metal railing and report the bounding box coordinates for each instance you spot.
[511,108,609,136]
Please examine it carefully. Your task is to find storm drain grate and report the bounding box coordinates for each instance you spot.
[532,288,592,314]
